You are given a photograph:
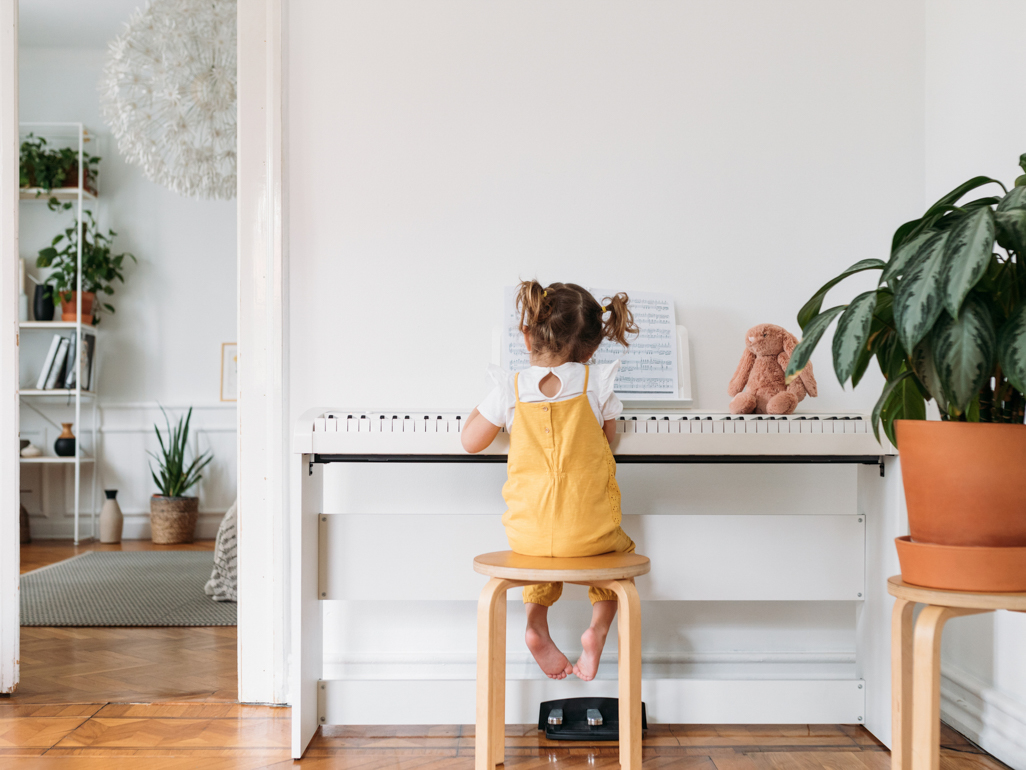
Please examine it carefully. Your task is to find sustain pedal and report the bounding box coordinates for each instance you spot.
[537,697,647,741]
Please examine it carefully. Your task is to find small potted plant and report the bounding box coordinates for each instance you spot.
[148,407,213,544]
[20,133,100,210]
[35,210,135,324]
[785,154,1026,592]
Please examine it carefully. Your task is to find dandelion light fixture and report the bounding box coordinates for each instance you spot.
[100,0,237,200]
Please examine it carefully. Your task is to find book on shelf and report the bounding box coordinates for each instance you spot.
[35,334,62,390]
[62,334,76,388]
[32,331,96,392]
[43,337,69,390]
[76,333,95,390]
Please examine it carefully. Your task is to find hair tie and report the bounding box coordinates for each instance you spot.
[601,305,607,313]
[543,290,547,297]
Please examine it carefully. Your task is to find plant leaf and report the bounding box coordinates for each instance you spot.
[796,260,885,331]
[832,291,878,385]
[996,185,1026,212]
[995,209,1026,256]
[931,297,996,415]
[870,369,916,443]
[927,176,1005,216]
[997,301,1026,393]
[941,207,995,317]
[880,371,927,446]
[785,305,846,383]
[894,231,950,351]
[881,231,933,286]
[911,337,948,411]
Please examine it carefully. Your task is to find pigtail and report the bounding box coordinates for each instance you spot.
[601,292,639,348]
[515,279,547,333]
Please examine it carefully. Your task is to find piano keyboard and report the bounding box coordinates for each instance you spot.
[295,410,895,460]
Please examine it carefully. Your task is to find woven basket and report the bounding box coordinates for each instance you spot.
[150,496,199,544]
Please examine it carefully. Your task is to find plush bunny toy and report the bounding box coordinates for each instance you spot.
[728,323,817,415]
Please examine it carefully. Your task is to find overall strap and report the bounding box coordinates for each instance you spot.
[514,372,520,403]
[583,364,590,393]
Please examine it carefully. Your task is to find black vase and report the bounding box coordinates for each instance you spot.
[54,423,75,457]
[33,285,53,322]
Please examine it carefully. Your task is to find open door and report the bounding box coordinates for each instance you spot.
[0,0,21,696]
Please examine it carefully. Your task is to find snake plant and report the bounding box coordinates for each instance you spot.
[148,407,213,498]
[785,154,1026,444]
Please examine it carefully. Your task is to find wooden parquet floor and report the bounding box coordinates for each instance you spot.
[3,541,1010,768]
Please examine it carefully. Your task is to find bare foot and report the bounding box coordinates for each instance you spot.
[573,626,607,681]
[526,626,573,680]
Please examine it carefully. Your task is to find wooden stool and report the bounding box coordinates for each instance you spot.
[473,551,651,770]
[888,576,1026,770]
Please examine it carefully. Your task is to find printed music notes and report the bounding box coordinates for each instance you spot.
[501,287,680,398]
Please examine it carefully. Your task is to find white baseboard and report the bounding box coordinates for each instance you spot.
[319,677,866,725]
[27,511,226,541]
[941,664,1026,770]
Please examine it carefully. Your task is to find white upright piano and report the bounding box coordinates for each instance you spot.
[290,329,905,759]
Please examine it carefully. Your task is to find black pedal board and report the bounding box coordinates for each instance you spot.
[537,697,647,741]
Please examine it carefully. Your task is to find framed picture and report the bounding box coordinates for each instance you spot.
[220,342,237,402]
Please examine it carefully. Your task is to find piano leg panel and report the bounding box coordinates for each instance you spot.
[292,454,324,759]
[856,456,906,748]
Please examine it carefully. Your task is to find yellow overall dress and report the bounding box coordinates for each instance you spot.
[502,365,635,606]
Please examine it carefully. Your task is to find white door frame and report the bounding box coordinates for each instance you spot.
[237,0,290,704]
[0,0,293,701]
[0,0,20,696]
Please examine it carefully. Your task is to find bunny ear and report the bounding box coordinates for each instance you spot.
[728,348,756,397]
[799,359,818,397]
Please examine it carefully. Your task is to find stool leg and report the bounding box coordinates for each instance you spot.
[910,606,987,770]
[491,587,507,768]
[476,577,512,770]
[614,578,642,770]
[891,598,914,770]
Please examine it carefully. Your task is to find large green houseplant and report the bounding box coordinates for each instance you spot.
[784,153,1026,592]
[35,210,136,323]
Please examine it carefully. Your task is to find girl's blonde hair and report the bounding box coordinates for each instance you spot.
[515,280,639,363]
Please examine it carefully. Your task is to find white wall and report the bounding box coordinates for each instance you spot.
[18,47,237,538]
[286,0,926,731]
[926,3,1026,767]
[288,0,925,420]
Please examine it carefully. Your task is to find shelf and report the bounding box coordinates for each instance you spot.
[20,187,96,202]
[20,455,94,464]
[19,322,99,331]
[19,389,95,398]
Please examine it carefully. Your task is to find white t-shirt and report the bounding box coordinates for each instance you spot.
[477,361,623,432]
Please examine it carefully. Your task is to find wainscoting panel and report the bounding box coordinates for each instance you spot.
[319,513,865,601]
[19,403,236,540]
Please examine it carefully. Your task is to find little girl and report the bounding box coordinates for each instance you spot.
[462,280,639,682]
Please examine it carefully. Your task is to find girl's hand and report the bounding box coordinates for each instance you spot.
[462,408,501,453]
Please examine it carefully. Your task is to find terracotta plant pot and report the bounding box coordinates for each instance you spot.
[150,495,199,544]
[59,291,95,324]
[895,419,1026,591]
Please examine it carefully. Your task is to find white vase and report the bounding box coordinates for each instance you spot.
[99,490,123,544]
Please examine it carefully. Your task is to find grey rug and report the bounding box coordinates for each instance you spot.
[21,551,237,627]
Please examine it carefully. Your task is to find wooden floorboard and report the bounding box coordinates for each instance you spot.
[4,540,1012,768]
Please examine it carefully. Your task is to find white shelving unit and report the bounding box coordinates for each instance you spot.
[19,122,101,544]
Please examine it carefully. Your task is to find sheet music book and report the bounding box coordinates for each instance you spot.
[501,287,680,399]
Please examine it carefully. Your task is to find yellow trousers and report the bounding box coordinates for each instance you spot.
[522,529,636,606]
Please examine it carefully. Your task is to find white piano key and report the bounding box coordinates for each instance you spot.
[326,417,338,432]
[315,417,326,433]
